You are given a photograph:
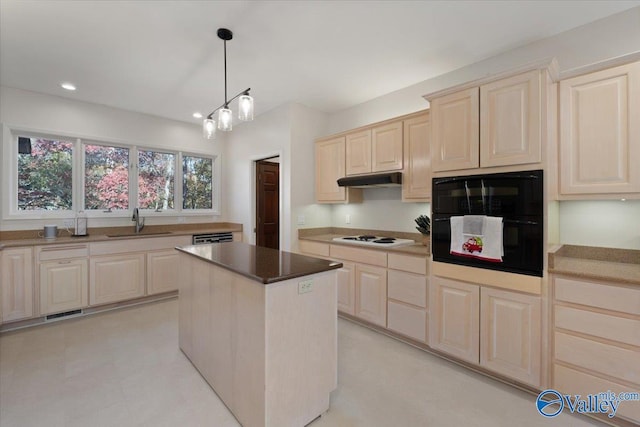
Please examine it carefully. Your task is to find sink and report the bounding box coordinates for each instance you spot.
[107,232,173,238]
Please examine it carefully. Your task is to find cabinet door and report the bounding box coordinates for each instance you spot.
[336,261,356,315]
[429,277,479,364]
[346,129,372,175]
[431,87,480,172]
[315,137,347,202]
[1,247,34,322]
[147,250,180,295]
[90,253,145,305]
[480,287,541,387]
[354,264,387,326]
[560,62,640,194]
[372,121,403,172]
[402,113,431,201]
[480,70,541,167]
[39,259,88,315]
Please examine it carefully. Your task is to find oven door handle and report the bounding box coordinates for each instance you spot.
[433,218,539,226]
[503,219,539,225]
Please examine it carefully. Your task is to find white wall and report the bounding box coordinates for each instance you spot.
[0,86,225,231]
[332,188,429,233]
[559,201,640,249]
[323,6,640,248]
[328,6,640,134]
[225,102,332,251]
[289,104,332,251]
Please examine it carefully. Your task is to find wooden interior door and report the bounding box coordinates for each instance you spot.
[256,160,280,249]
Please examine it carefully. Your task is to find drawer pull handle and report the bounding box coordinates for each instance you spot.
[58,260,72,264]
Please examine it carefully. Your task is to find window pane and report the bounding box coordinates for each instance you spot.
[138,150,175,210]
[17,137,73,210]
[182,155,213,210]
[84,144,129,210]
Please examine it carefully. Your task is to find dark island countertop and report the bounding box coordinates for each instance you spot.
[177,242,343,284]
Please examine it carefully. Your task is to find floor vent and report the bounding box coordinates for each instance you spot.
[46,309,83,321]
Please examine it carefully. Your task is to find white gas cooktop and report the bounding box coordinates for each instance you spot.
[332,235,415,248]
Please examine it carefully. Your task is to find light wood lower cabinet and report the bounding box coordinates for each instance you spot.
[429,277,480,363]
[39,259,88,315]
[337,261,356,315]
[480,287,541,387]
[1,247,34,323]
[90,253,145,305]
[430,276,542,386]
[146,250,180,295]
[387,266,428,343]
[355,264,387,327]
[551,275,640,424]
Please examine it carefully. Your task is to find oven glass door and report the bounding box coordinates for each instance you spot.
[432,170,543,217]
[432,215,543,276]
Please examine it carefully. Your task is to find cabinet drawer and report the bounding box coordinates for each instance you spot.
[554,364,640,423]
[554,276,640,315]
[330,245,387,267]
[555,305,640,347]
[388,270,427,308]
[387,300,426,342]
[555,332,640,384]
[388,253,426,275]
[90,235,191,256]
[38,244,89,261]
[298,240,330,258]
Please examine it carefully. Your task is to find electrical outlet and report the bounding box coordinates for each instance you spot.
[345,214,351,224]
[63,219,74,228]
[297,215,305,225]
[298,279,313,294]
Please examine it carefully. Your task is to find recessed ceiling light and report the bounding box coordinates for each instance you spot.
[60,82,76,91]
[193,112,203,119]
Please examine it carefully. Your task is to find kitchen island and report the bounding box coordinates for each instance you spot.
[176,242,342,427]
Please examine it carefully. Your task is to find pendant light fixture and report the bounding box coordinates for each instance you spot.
[203,28,254,139]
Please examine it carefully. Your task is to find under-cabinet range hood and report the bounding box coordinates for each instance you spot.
[337,172,402,188]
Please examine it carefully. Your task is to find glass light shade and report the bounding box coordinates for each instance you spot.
[203,118,216,139]
[238,95,254,121]
[218,108,233,131]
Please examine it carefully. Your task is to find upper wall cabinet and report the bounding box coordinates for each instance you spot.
[480,70,542,168]
[430,70,544,172]
[431,87,479,172]
[346,121,403,175]
[402,113,431,201]
[315,136,362,204]
[559,61,640,196]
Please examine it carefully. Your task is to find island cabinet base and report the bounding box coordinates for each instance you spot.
[178,252,338,427]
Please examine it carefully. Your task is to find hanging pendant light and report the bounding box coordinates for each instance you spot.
[203,118,216,139]
[202,28,254,139]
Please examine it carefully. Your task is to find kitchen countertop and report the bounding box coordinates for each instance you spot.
[177,242,342,284]
[548,244,640,286]
[298,227,430,256]
[0,223,242,250]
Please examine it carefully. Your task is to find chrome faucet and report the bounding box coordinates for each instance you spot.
[132,208,145,233]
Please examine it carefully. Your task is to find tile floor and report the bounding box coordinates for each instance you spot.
[0,298,605,427]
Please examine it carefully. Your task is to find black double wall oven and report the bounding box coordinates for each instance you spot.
[431,170,543,277]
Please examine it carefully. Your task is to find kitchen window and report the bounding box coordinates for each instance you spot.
[138,149,175,211]
[182,155,213,210]
[84,143,130,211]
[7,130,216,218]
[17,136,74,211]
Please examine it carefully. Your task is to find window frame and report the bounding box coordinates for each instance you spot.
[2,125,219,220]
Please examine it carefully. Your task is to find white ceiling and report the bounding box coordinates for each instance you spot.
[1,1,639,126]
